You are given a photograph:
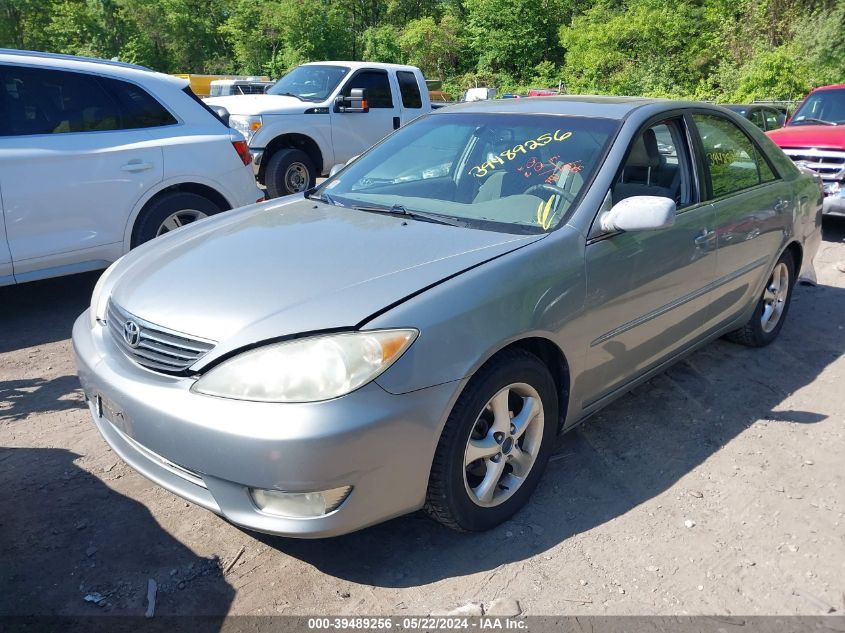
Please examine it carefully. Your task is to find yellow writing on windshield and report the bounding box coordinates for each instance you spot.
[536,195,556,230]
[469,130,573,178]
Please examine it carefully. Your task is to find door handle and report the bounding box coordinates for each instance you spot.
[694,229,715,247]
[120,161,154,173]
[392,116,400,130]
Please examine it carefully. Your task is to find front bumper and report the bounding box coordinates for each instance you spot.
[72,312,459,538]
[250,148,264,177]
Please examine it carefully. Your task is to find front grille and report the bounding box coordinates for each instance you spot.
[782,147,845,183]
[106,300,215,374]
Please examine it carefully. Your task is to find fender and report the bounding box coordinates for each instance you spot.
[252,117,334,175]
[120,175,240,253]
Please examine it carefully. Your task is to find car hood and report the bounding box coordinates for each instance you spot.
[204,95,313,116]
[109,197,542,363]
[767,124,845,149]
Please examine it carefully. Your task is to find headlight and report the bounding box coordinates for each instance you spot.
[88,259,121,328]
[192,329,418,402]
[228,115,262,143]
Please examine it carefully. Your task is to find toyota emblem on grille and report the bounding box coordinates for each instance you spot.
[122,320,141,348]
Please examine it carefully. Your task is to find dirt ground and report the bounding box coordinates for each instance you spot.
[1,220,844,619]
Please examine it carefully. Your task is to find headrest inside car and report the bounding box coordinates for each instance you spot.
[626,128,661,168]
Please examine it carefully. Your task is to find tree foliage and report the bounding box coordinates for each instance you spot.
[0,0,841,101]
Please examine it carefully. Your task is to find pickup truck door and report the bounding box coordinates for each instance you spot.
[395,70,426,127]
[0,184,13,286]
[330,69,399,164]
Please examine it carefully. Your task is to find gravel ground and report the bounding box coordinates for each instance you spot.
[1,220,844,618]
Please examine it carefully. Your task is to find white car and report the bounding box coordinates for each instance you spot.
[0,49,263,286]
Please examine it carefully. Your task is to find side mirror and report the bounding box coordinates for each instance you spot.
[207,104,230,127]
[334,88,369,113]
[329,163,345,178]
[600,196,676,232]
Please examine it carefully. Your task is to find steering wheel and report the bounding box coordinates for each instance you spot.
[524,183,576,203]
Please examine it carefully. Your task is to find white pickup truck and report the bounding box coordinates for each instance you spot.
[206,61,432,197]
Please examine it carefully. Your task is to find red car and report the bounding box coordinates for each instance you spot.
[767,84,845,216]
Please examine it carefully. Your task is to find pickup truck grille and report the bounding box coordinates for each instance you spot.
[781,148,845,183]
[106,300,215,374]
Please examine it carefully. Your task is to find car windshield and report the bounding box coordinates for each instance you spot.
[790,88,845,125]
[317,113,619,233]
[267,65,348,101]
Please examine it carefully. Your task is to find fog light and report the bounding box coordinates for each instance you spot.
[250,486,351,518]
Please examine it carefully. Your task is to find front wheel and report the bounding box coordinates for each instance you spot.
[425,349,558,532]
[725,250,795,347]
[264,148,316,198]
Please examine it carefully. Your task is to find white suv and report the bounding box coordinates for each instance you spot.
[0,49,263,285]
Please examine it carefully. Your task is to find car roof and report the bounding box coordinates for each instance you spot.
[0,48,187,89]
[811,84,845,92]
[432,95,679,120]
[303,60,422,73]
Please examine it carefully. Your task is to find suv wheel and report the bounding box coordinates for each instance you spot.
[132,192,222,247]
[265,148,316,198]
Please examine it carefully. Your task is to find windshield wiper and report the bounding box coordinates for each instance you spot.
[274,91,305,101]
[307,191,337,205]
[351,203,464,227]
[792,116,837,126]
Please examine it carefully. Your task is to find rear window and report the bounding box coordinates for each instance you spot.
[0,64,176,136]
[397,71,422,109]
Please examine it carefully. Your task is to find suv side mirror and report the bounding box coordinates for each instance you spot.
[600,196,676,232]
[335,88,369,113]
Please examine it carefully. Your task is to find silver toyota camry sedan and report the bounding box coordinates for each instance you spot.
[73,97,822,538]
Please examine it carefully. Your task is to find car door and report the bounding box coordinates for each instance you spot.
[330,69,398,164]
[690,112,790,326]
[581,116,718,406]
[0,63,164,279]
[0,185,13,285]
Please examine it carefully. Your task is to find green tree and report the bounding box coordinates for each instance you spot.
[398,15,460,78]
[464,0,572,80]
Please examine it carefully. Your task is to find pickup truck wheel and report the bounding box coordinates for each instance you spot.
[265,148,316,198]
[131,192,222,247]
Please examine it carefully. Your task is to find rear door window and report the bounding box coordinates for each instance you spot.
[0,64,175,136]
[692,113,778,199]
[397,71,422,109]
[342,70,393,108]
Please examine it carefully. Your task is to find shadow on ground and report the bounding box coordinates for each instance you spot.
[0,447,234,617]
[0,270,100,353]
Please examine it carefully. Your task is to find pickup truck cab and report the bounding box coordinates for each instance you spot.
[206,62,431,197]
[767,84,845,216]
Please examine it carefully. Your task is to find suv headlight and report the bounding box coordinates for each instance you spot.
[192,329,417,402]
[228,115,262,144]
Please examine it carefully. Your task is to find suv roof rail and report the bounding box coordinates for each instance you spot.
[0,48,152,72]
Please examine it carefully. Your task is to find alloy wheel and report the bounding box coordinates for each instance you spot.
[760,261,789,333]
[463,382,544,508]
[155,209,208,237]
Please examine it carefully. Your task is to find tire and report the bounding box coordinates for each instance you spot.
[131,191,223,247]
[264,148,316,198]
[425,349,558,532]
[725,250,795,347]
